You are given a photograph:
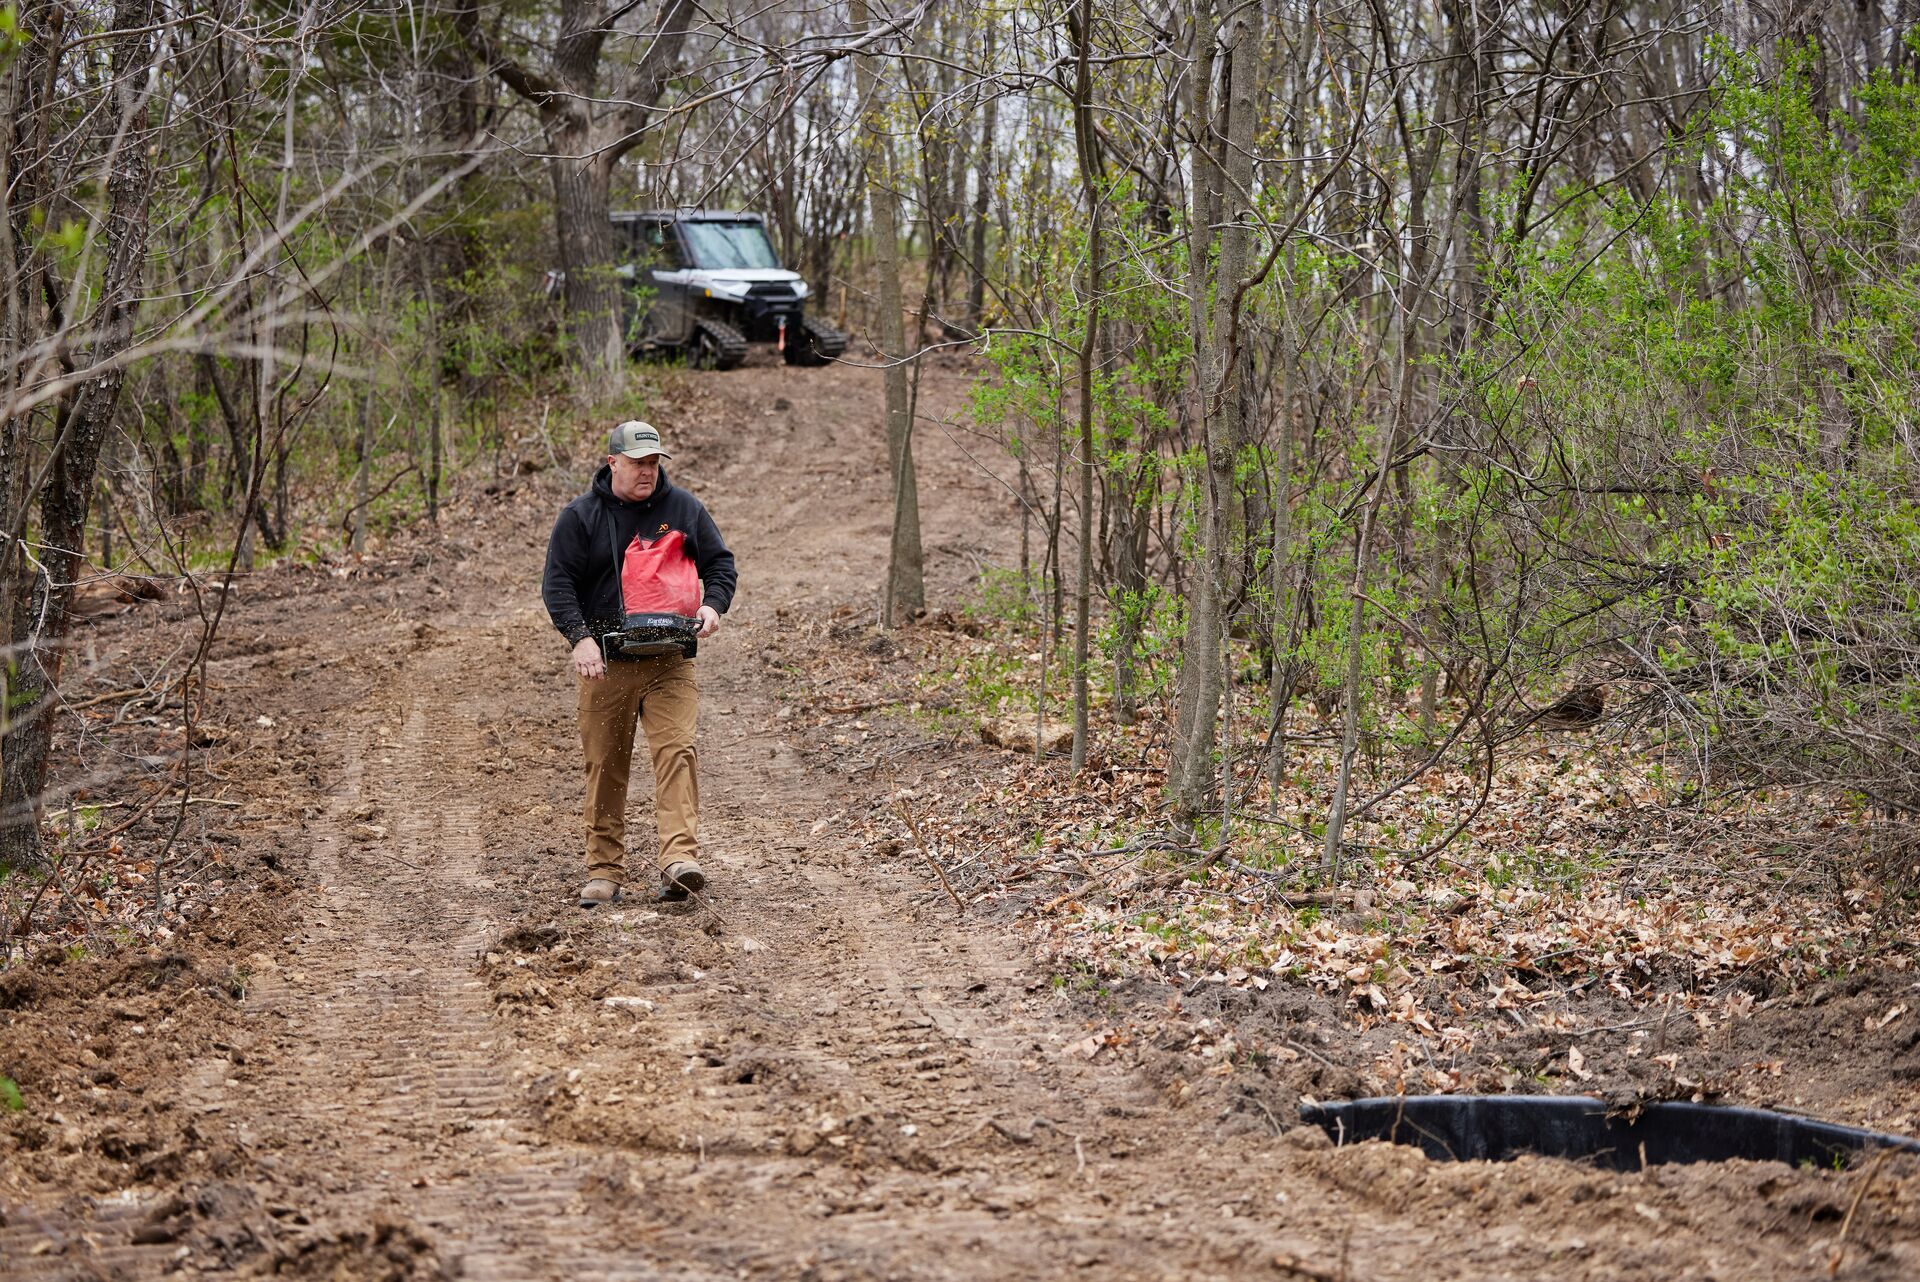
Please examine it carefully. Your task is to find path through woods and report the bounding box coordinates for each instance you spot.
[2,357,1914,1280]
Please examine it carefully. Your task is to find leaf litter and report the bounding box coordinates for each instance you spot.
[772,595,1920,1122]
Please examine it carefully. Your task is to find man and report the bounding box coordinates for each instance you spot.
[543,420,737,908]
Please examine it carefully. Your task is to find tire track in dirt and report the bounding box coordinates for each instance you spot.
[0,634,700,1280]
[455,415,1336,1278]
[227,650,684,1280]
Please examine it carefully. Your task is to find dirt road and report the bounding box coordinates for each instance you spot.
[3,356,1916,1280]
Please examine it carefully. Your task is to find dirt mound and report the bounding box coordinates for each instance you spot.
[246,1217,450,1281]
[1297,1141,1920,1277]
[0,943,251,1198]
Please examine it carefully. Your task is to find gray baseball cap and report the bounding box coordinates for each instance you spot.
[608,419,672,460]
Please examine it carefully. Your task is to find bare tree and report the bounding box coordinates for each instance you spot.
[1168,0,1259,819]
[1066,0,1104,772]
[458,0,698,394]
[1,0,161,869]
[852,0,924,626]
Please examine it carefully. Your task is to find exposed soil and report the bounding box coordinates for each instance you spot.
[4,352,1920,1280]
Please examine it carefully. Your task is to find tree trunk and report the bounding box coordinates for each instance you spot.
[1168,0,1220,815]
[552,141,624,397]
[1264,381,1296,799]
[0,0,157,870]
[1424,7,1485,732]
[353,373,373,555]
[1320,394,1398,884]
[1068,0,1102,773]
[0,10,52,664]
[1321,239,1429,881]
[966,23,998,335]
[424,268,443,524]
[352,239,398,555]
[1171,3,1257,820]
[853,0,924,626]
[1110,461,1152,726]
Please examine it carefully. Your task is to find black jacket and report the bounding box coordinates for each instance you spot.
[542,464,737,654]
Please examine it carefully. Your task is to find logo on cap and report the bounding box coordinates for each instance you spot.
[609,420,672,459]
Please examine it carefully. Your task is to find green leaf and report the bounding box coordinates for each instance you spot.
[0,1075,24,1112]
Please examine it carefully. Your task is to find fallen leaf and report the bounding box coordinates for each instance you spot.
[1063,1033,1106,1060]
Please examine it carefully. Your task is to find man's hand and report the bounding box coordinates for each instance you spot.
[571,636,606,680]
[696,605,721,639]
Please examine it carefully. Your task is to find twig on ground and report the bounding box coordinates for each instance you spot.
[61,794,239,815]
[58,766,189,857]
[68,687,158,711]
[1037,833,1198,911]
[1283,1037,1340,1070]
[934,1115,1000,1150]
[889,771,964,916]
[1172,884,1263,907]
[346,845,424,873]
[685,883,730,931]
[1564,1016,1664,1039]
[1828,1148,1889,1275]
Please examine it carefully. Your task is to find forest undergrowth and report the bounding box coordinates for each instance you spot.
[773,578,1920,1106]
[0,397,597,968]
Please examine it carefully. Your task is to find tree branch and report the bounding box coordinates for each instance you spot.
[454,4,562,112]
[600,0,700,170]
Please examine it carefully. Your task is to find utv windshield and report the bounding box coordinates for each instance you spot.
[680,221,781,270]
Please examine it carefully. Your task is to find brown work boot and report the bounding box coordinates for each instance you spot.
[658,860,706,902]
[578,877,623,909]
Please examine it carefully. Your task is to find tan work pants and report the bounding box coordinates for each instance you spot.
[577,653,699,882]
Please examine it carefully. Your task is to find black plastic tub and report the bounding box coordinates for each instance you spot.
[1299,1095,1920,1171]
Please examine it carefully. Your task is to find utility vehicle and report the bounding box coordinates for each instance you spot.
[613,210,847,370]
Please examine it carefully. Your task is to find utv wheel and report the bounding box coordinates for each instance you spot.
[783,316,848,366]
[689,318,747,371]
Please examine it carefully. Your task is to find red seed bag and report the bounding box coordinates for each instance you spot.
[619,529,700,618]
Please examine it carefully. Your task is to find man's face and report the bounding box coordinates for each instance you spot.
[607,453,660,502]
